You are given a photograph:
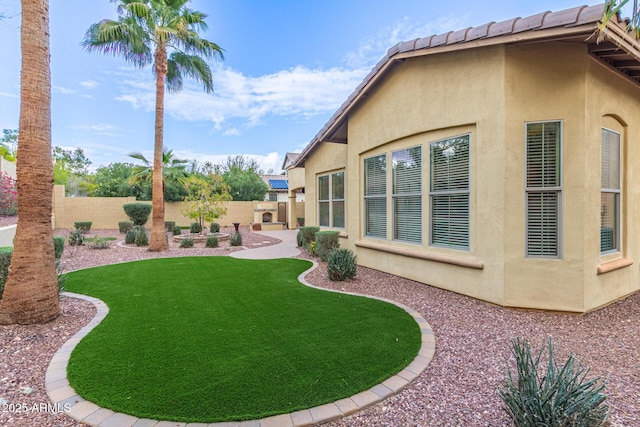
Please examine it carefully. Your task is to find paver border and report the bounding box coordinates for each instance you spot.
[46,259,435,427]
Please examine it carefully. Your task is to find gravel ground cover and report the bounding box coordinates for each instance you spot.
[1,223,639,426]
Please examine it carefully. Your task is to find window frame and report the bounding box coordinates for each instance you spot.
[363,154,387,239]
[428,134,471,251]
[317,170,345,229]
[524,120,563,259]
[601,127,621,254]
[392,146,422,244]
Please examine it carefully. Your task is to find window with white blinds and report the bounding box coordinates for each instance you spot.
[393,147,422,243]
[430,135,470,250]
[318,171,345,228]
[364,155,387,238]
[318,175,330,227]
[332,171,345,228]
[601,128,620,253]
[525,121,561,257]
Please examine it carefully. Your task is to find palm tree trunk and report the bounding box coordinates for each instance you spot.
[148,45,168,251]
[0,0,60,324]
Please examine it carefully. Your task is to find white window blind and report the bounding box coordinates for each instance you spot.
[393,147,422,243]
[430,135,470,250]
[525,121,561,257]
[318,175,329,227]
[601,128,620,253]
[364,155,387,238]
[332,171,345,228]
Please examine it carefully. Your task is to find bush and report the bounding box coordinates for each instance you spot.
[179,237,194,248]
[190,222,202,234]
[0,172,17,216]
[134,226,149,247]
[327,248,357,281]
[54,236,65,260]
[118,221,134,234]
[74,221,92,233]
[230,232,243,247]
[123,203,152,226]
[125,229,137,244]
[315,231,340,261]
[297,226,319,247]
[165,221,175,231]
[205,235,219,248]
[500,337,609,427]
[87,235,110,249]
[210,222,220,233]
[172,225,182,236]
[0,247,13,300]
[307,240,316,256]
[67,228,84,246]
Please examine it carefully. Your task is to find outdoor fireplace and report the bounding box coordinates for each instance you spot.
[262,212,273,223]
[252,202,283,231]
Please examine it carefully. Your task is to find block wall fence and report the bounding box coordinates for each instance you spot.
[52,185,304,230]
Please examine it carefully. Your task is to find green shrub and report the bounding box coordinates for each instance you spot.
[297,226,319,247]
[54,236,65,260]
[205,235,219,248]
[230,232,243,247]
[500,337,609,427]
[179,237,194,248]
[134,227,149,247]
[88,235,110,249]
[165,221,176,232]
[74,221,92,233]
[67,228,84,246]
[123,203,152,226]
[118,221,134,234]
[190,222,202,234]
[125,229,137,244]
[296,230,304,248]
[327,248,357,281]
[210,222,220,233]
[315,231,340,261]
[0,247,13,300]
[172,225,182,236]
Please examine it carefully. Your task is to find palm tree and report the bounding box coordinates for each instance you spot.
[128,147,188,191]
[0,0,60,324]
[83,0,224,251]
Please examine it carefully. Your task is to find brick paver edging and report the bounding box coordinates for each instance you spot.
[46,261,435,427]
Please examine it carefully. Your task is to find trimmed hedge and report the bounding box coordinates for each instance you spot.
[118,221,134,234]
[54,236,65,260]
[297,226,320,248]
[165,221,176,232]
[74,221,92,233]
[123,203,152,226]
[315,231,340,262]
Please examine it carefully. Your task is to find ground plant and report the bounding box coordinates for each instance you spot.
[118,221,134,234]
[500,338,609,427]
[315,231,340,261]
[0,171,17,216]
[179,237,194,248]
[74,221,92,233]
[172,225,182,236]
[54,236,65,260]
[205,235,219,248]
[64,257,420,423]
[297,226,319,247]
[123,203,152,226]
[210,222,220,233]
[67,228,84,246]
[164,221,175,232]
[87,235,111,249]
[327,248,357,281]
[190,222,201,234]
[230,232,242,246]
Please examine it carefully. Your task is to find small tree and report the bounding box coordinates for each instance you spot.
[181,175,231,232]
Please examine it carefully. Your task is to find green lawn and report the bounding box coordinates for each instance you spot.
[65,257,421,423]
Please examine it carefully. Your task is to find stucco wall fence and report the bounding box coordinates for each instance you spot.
[52,185,305,230]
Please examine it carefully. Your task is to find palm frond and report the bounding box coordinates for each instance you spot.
[167,52,213,93]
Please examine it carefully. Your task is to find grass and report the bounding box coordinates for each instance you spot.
[64,257,421,423]
[83,236,117,242]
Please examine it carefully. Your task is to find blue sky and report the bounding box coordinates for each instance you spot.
[0,1,607,173]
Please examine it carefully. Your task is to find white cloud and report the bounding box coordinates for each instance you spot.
[171,149,283,174]
[53,85,76,95]
[0,91,18,99]
[80,80,99,89]
[67,123,121,137]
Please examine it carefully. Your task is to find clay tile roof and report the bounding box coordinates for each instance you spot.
[513,12,549,33]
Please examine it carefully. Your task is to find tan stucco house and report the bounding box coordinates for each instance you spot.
[287,3,640,313]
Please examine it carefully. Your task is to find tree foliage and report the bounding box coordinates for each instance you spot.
[219,155,268,201]
[180,174,231,230]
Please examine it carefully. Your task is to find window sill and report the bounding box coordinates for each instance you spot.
[597,258,633,275]
[355,240,484,270]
